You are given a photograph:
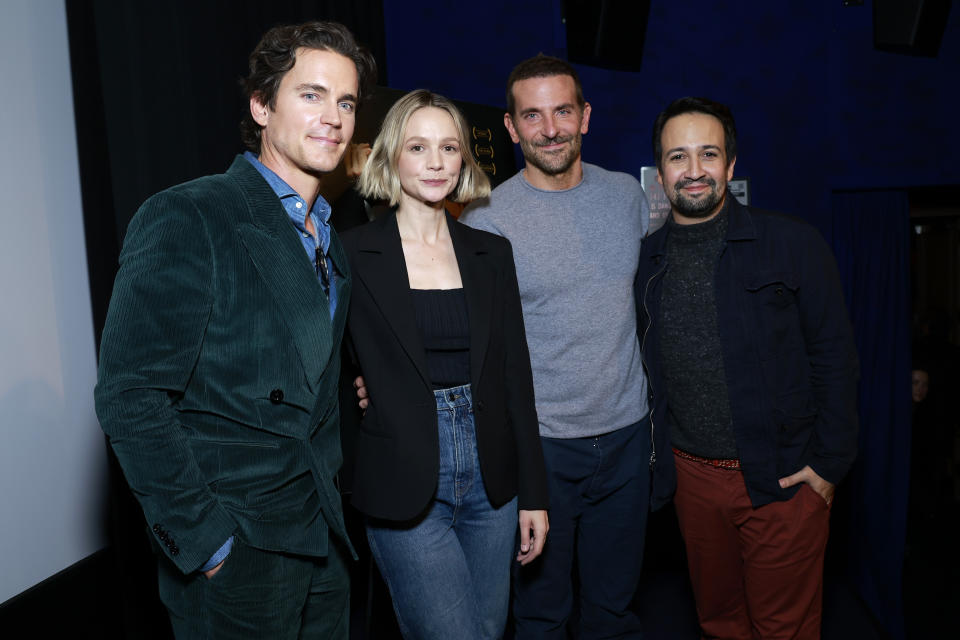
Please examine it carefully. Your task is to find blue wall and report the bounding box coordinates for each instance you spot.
[384,0,959,237]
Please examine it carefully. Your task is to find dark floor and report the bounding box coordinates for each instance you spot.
[4,499,953,638]
[901,506,960,640]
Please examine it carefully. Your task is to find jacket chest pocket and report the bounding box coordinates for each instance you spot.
[744,272,803,356]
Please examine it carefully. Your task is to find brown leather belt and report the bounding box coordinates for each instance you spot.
[672,447,742,470]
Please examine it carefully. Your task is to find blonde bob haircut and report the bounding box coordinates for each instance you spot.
[358,90,491,206]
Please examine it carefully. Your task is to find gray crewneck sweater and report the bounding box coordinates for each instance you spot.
[461,164,650,438]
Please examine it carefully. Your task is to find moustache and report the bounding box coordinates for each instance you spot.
[675,176,717,189]
[534,135,574,148]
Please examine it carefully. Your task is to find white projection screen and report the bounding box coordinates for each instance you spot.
[0,0,109,604]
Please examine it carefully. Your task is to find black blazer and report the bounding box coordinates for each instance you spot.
[341,211,548,522]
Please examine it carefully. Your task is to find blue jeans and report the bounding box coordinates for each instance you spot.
[366,384,517,640]
[512,416,651,639]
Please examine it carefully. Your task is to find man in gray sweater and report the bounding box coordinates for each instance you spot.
[460,55,650,640]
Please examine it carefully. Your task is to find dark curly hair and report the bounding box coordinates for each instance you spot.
[240,21,377,153]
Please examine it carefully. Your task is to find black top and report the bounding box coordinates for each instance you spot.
[411,288,471,389]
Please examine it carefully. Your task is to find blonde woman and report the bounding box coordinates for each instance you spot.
[341,90,548,639]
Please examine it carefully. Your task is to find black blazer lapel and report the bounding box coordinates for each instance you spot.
[352,212,432,389]
[448,213,494,388]
[228,158,334,392]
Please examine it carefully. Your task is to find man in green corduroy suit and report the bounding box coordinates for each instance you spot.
[95,21,375,638]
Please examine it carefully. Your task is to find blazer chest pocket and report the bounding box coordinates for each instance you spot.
[744,272,803,354]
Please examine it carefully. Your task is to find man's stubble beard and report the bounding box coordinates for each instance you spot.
[520,133,583,176]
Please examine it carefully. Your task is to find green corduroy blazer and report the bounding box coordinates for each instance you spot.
[95,156,353,574]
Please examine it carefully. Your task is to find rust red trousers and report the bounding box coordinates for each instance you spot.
[673,453,830,640]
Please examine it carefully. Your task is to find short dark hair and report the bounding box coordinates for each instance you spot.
[652,97,737,173]
[240,21,377,154]
[505,54,585,116]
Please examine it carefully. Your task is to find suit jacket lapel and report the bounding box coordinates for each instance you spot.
[329,230,352,345]
[448,213,493,388]
[353,212,432,389]
[228,157,333,393]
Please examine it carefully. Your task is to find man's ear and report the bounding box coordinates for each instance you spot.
[250,94,270,127]
[726,156,737,182]
[656,169,663,186]
[503,112,521,144]
[579,102,591,135]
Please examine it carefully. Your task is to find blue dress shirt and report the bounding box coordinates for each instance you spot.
[243,151,338,319]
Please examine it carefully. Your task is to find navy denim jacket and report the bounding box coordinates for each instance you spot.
[636,198,859,510]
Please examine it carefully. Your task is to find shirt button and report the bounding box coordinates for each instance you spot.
[270,389,284,404]
[295,202,303,209]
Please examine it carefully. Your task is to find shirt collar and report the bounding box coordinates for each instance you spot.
[242,151,332,227]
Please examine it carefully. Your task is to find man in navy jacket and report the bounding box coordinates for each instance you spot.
[636,97,858,640]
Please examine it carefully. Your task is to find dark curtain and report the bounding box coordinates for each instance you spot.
[830,190,911,640]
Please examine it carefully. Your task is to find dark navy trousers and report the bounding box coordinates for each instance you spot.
[512,416,651,639]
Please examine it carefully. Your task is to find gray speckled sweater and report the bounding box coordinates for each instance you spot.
[659,208,737,458]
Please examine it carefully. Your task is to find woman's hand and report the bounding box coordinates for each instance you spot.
[516,509,549,565]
